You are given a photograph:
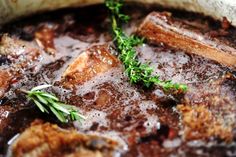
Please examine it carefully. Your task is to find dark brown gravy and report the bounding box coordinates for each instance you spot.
[0,3,236,157]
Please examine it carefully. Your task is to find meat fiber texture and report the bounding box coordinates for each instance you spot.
[137,12,236,68]
[9,122,121,157]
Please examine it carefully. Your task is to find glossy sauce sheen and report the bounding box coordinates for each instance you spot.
[0,4,236,157]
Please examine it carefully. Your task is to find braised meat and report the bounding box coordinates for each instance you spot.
[0,70,12,98]
[10,121,121,157]
[137,12,236,68]
[0,35,41,66]
[63,44,120,88]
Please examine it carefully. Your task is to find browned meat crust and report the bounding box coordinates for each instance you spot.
[137,12,236,68]
[177,104,233,141]
[0,105,15,133]
[178,73,236,142]
[11,121,121,157]
[35,26,56,55]
[0,35,40,62]
[0,35,43,97]
[0,70,12,98]
[63,44,120,88]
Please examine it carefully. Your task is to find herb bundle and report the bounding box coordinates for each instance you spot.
[21,85,85,123]
[105,0,187,91]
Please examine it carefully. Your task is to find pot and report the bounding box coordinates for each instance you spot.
[0,0,236,26]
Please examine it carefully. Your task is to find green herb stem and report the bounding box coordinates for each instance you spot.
[21,85,85,123]
[105,0,187,91]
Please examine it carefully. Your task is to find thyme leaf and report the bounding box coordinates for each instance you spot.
[105,0,187,91]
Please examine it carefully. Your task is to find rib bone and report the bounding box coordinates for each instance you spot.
[137,12,236,68]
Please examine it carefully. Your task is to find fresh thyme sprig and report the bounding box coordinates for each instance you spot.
[105,0,187,91]
[20,85,85,123]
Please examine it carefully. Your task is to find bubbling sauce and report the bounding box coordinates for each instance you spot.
[0,3,236,157]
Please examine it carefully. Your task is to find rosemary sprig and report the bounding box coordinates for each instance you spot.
[20,85,85,123]
[105,0,187,91]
